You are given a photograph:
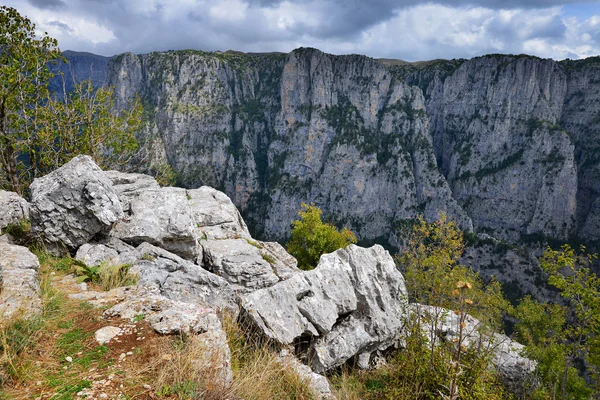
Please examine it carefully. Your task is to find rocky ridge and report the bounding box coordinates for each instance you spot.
[0,155,534,397]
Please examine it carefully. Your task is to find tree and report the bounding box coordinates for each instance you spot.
[0,6,142,194]
[396,214,510,398]
[514,245,600,399]
[0,6,61,194]
[286,203,357,270]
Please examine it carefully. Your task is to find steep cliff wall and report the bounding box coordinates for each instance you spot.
[100,48,599,249]
[107,48,471,247]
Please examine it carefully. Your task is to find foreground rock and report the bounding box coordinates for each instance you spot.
[188,186,251,240]
[202,238,300,292]
[0,243,42,318]
[410,304,536,394]
[30,155,124,255]
[104,170,160,213]
[0,190,29,231]
[111,187,199,260]
[242,244,408,373]
[126,243,238,313]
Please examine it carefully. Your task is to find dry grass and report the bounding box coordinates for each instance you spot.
[97,262,138,291]
[224,315,314,400]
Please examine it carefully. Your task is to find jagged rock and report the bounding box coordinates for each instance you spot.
[111,187,199,260]
[94,326,122,345]
[75,238,134,267]
[278,349,336,399]
[29,155,124,255]
[410,304,536,393]
[0,243,42,318]
[188,186,251,240]
[241,244,408,373]
[0,190,29,231]
[202,239,283,292]
[104,170,160,212]
[124,243,238,313]
[258,241,299,280]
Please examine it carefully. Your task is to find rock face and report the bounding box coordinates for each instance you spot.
[410,304,536,393]
[242,244,408,373]
[111,187,199,260]
[97,48,600,249]
[0,190,29,230]
[107,48,472,249]
[29,155,124,254]
[0,243,42,318]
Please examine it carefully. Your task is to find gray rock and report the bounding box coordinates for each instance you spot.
[409,304,536,393]
[94,326,122,345]
[29,155,124,255]
[258,240,300,281]
[0,243,42,318]
[111,187,198,260]
[75,238,134,267]
[124,243,238,313]
[0,190,29,231]
[104,170,160,213]
[202,239,280,292]
[242,244,408,373]
[188,186,251,240]
[278,349,336,399]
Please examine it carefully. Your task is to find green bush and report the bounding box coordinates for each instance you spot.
[286,203,357,270]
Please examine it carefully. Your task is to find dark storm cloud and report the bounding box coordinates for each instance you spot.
[26,0,65,10]
[47,20,73,32]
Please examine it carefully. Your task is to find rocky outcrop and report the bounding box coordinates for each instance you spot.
[104,170,160,213]
[278,349,336,400]
[0,242,41,318]
[30,155,124,255]
[410,304,536,393]
[0,190,29,230]
[241,244,408,373]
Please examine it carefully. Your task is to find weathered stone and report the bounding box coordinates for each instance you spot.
[202,239,280,292]
[410,304,536,393]
[29,155,123,255]
[242,244,408,373]
[0,190,29,231]
[111,187,198,260]
[188,186,251,240]
[258,241,300,281]
[0,243,41,318]
[104,170,160,213]
[75,238,134,267]
[94,326,122,345]
[124,243,238,313]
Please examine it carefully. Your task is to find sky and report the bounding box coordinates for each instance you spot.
[5,0,600,61]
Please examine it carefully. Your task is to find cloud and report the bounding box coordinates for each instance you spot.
[5,0,600,61]
[26,0,65,10]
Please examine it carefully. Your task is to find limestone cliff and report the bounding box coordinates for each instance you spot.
[64,48,598,249]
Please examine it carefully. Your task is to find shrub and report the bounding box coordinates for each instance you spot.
[286,203,357,270]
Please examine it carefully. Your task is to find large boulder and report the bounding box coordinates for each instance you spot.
[111,187,199,260]
[202,239,296,292]
[188,186,251,240]
[104,170,160,213]
[241,244,408,373]
[410,304,536,394]
[0,243,42,318]
[0,190,29,230]
[29,156,124,255]
[125,243,238,314]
